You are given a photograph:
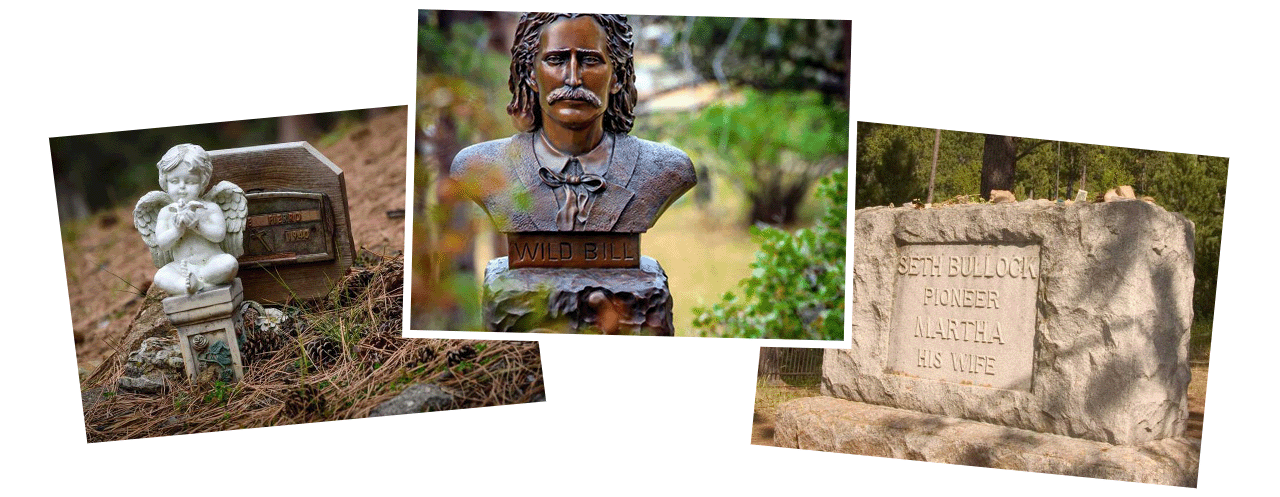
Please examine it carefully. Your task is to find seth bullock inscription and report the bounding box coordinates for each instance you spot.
[888,244,1039,391]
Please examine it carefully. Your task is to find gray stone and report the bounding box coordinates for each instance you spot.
[117,336,185,394]
[369,383,455,417]
[839,201,1194,445]
[482,255,674,335]
[81,387,108,410]
[120,285,179,362]
[775,397,1199,487]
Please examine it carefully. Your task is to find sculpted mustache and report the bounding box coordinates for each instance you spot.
[546,86,603,107]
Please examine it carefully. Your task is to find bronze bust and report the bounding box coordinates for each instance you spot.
[451,13,696,234]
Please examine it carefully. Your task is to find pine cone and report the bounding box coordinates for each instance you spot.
[283,383,326,416]
[304,337,343,369]
[446,344,477,367]
[359,329,400,365]
[236,302,287,366]
[337,267,378,306]
[408,346,437,368]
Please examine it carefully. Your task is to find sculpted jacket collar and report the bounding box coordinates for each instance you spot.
[511,131,639,231]
[534,131,612,176]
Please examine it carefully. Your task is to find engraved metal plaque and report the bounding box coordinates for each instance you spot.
[507,232,641,268]
[886,244,1040,391]
[240,191,336,267]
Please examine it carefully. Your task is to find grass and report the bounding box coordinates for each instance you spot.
[754,377,822,416]
[80,255,544,442]
[645,179,760,337]
[1190,318,1213,362]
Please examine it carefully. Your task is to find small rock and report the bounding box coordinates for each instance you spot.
[369,383,454,417]
[1104,186,1137,202]
[117,336,185,394]
[989,190,1016,204]
[81,387,107,410]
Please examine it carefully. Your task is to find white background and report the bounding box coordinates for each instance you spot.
[6,1,1275,495]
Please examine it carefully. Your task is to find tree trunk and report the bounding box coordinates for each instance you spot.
[759,348,782,381]
[927,128,940,204]
[277,114,319,143]
[748,181,805,226]
[980,134,1017,200]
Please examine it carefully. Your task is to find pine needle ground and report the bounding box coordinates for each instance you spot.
[80,255,544,442]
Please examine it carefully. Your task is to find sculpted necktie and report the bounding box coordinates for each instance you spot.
[538,157,605,231]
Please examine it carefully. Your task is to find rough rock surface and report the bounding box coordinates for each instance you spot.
[117,336,185,394]
[776,397,1199,487]
[837,200,1194,445]
[120,285,179,361]
[369,383,455,417]
[482,256,674,335]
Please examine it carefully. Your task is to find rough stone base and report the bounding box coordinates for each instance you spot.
[774,397,1199,487]
[482,256,674,335]
[117,336,185,394]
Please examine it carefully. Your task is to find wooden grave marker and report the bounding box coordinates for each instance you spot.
[209,142,355,303]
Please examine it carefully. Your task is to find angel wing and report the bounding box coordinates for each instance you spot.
[204,181,248,257]
[134,191,175,268]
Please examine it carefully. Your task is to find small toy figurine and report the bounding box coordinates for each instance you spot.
[134,144,247,296]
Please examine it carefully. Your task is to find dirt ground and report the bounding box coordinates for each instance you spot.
[752,365,1210,446]
[63,109,408,372]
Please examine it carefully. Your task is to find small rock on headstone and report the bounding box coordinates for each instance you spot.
[989,190,1016,204]
[1118,185,1137,199]
[369,383,455,417]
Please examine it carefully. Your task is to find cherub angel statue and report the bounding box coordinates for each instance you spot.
[134,144,247,296]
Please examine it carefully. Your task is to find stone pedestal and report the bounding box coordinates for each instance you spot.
[482,256,673,335]
[779,201,1200,485]
[842,201,1194,445]
[163,278,245,382]
[775,397,1199,487]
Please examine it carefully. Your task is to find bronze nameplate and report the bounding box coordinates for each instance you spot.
[507,232,641,268]
[240,191,336,267]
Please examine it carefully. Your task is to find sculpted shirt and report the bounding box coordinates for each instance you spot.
[533,132,613,231]
[451,132,696,234]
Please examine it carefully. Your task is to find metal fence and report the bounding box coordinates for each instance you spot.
[757,347,824,383]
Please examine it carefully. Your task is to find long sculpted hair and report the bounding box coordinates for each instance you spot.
[507,13,637,134]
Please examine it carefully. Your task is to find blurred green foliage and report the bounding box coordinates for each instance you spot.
[856,122,1227,326]
[692,168,846,340]
[688,89,848,225]
[663,17,850,101]
[412,14,513,331]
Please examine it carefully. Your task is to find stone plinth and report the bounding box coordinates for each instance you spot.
[163,278,245,382]
[482,256,673,335]
[775,397,1199,487]
[838,200,1194,445]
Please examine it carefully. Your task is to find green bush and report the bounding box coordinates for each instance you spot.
[689,89,848,226]
[693,168,846,340]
